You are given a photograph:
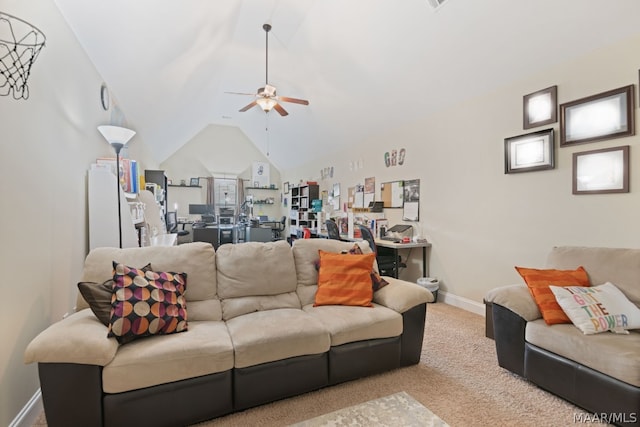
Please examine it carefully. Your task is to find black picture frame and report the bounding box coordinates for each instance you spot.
[190,177,199,186]
[283,181,290,194]
[560,85,635,146]
[523,85,557,129]
[572,145,629,195]
[504,128,555,174]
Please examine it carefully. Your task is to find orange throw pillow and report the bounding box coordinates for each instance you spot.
[515,266,590,325]
[314,250,376,307]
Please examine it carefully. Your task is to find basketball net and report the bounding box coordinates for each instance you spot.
[0,12,46,100]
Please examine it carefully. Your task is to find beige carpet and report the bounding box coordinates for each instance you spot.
[33,303,608,427]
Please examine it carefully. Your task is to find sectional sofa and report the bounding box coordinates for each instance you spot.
[24,239,432,427]
[485,246,640,426]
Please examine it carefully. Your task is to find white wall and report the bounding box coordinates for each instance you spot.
[160,124,282,218]
[0,1,157,425]
[285,33,640,304]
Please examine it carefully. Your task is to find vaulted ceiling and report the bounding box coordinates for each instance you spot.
[53,0,640,170]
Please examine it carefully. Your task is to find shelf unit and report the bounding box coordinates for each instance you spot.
[246,186,279,217]
[289,183,319,237]
[144,170,168,218]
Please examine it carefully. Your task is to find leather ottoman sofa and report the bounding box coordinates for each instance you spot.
[485,246,640,426]
[25,239,432,427]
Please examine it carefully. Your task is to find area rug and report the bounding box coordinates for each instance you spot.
[288,391,449,427]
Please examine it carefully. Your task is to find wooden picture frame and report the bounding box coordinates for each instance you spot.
[523,85,557,129]
[504,129,555,174]
[572,145,629,194]
[560,85,635,146]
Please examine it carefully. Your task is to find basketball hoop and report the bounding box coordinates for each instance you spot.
[0,12,46,100]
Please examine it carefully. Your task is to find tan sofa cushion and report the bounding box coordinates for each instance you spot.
[526,319,640,387]
[546,246,640,307]
[302,303,402,346]
[77,242,221,321]
[102,320,234,393]
[24,309,118,366]
[216,241,301,320]
[373,277,433,312]
[226,308,330,368]
[484,284,542,321]
[292,239,373,306]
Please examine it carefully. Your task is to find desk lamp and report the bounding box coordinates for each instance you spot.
[97,125,136,248]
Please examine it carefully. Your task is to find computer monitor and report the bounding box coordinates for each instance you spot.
[188,204,214,215]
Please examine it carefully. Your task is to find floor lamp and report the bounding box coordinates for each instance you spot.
[97,125,136,248]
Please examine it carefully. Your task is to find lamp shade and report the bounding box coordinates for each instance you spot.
[256,97,277,112]
[98,125,136,146]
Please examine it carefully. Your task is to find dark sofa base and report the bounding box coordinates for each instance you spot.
[492,303,640,426]
[38,303,427,427]
[104,371,233,427]
[234,353,329,411]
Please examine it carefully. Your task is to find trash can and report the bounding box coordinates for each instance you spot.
[417,277,440,303]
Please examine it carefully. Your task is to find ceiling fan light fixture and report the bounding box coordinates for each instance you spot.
[256,97,277,112]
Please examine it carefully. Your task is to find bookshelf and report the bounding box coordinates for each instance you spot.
[289,183,319,238]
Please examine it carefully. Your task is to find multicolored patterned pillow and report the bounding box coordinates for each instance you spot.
[78,263,153,326]
[108,262,188,344]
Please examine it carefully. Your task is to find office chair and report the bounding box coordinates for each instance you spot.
[166,212,190,237]
[357,225,405,278]
[272,215,287,240]
[325,219,341,240]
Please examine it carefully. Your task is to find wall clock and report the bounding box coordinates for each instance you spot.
[100,83,110,111]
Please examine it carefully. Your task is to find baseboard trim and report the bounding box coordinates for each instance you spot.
[10,388,42,427]
[437,291,485,316]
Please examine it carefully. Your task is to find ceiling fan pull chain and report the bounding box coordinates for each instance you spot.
[265,113,270,156]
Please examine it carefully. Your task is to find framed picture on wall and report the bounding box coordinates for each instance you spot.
[283,181,290,194]
[523,85,557,129]
[190,177,200,186]
[402,179,420,221]
[560,85,635,146]
[572,145,629,195]
[504,128,555,174]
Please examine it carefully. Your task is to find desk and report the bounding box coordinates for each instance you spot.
[177,219,194,231]
[375,239,431,279]
[245,226,273,242]
[193,226,219,248]
[320,232,432,279]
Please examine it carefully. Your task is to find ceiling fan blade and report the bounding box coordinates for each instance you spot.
[225,91,257,96]
[278,96,309,106]
[273,103,289,116]
[239,101,258,112]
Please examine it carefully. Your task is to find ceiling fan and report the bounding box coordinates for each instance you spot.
[227,23,309,117]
